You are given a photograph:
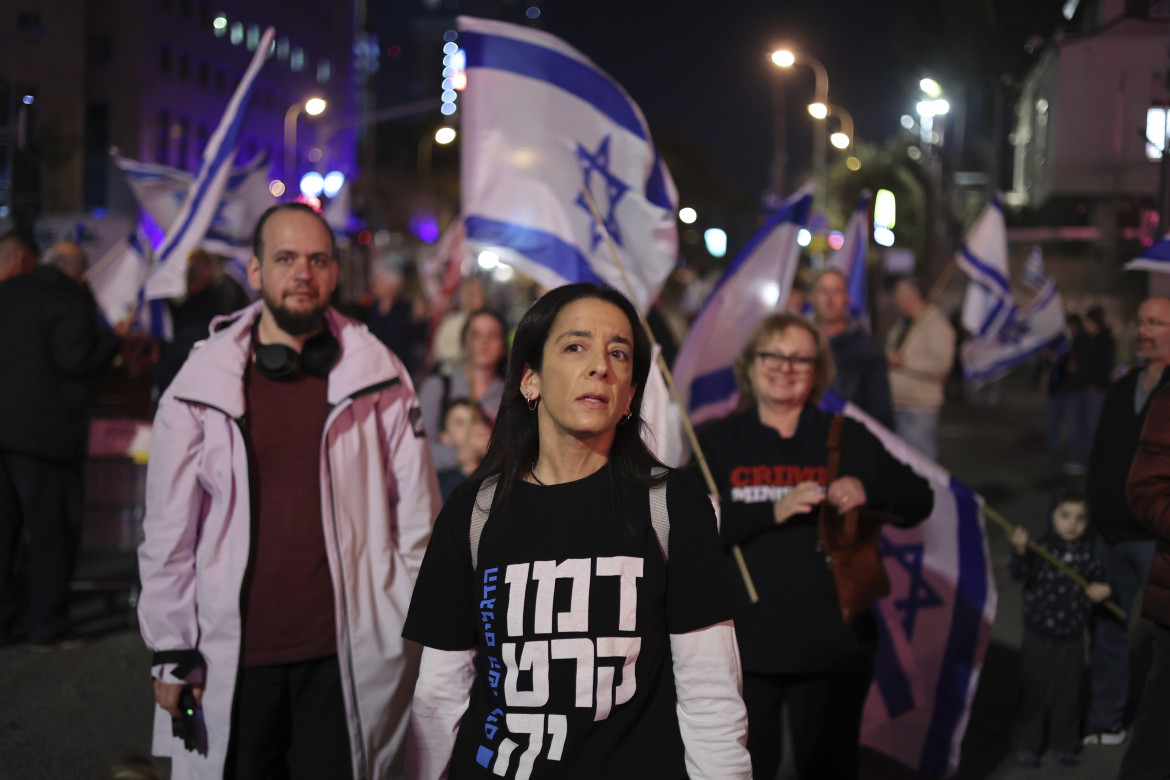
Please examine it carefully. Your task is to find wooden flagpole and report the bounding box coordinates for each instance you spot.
[578,185,759,603]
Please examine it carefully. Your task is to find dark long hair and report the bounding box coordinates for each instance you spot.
[462,283,668,515]
[461,307,509,378]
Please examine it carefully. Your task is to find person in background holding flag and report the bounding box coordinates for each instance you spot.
[1119,379,1170,778]
[1082,297,1170,748]
[696,312,931,780]
[811,269,895,429]
[404,283,751,779]
[885,277,955,459]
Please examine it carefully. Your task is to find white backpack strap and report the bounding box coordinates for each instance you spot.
[649,467,670,562]
[469,475,499,572]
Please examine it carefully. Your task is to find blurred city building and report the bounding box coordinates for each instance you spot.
[1,0,357,228]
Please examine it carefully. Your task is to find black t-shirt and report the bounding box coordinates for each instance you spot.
[402,465,734,779]
[696,405,933,674]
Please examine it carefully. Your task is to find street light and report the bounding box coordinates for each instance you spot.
[770,48,830,214]
[284,97,327,183]
[418,126,458,195]
[828,104,854,152]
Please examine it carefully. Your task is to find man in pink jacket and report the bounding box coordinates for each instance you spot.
[137,203,441,779]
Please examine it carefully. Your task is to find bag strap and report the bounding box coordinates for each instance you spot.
[648,467,669,562]
[820,414,857,542]
[470,470,671,570]
[469,475,499,571]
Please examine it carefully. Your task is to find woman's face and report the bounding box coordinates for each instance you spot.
[749,325,818,409]
[520,298,637,447]
[465,313,506,373]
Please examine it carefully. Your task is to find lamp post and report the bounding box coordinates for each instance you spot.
[284,97,327,184]
[915,79,950,276]
[417,126,457,196]
[770,48,829,215]
[828,104,854,153]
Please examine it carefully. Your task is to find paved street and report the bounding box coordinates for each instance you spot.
[0,376,1145,779]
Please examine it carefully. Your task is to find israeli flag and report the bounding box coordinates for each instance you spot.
[671,186,813,426]
[113,149,276,268]
[827,190,872,328]
[143,26,275,301]
[961,274,1066,389]
[457,16,678,312]
[86,225,173,340]
[957,197,1013,338]
[1124,233,1170,273]
[820,390,997,778]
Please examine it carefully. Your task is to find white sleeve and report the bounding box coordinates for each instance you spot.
[406,646,477,780]
[671,620,753,779]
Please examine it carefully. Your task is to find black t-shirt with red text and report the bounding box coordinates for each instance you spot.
[403,465,734,779]
[696,405,932,673]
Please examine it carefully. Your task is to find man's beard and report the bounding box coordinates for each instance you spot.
[263,288,329,336]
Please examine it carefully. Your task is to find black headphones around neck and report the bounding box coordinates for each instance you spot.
[251,319,340,381]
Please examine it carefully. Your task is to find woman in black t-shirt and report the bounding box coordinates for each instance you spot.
[402,284,751,779]
[697,312,932,780]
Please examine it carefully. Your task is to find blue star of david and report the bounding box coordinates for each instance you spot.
[574,136,630,251]
[997,314,1031,346]
[881,538,945,639]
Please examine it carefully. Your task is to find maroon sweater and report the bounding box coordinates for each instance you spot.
[239,360,337,667]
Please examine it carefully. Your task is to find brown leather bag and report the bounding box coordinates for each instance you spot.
[818,414,895,623]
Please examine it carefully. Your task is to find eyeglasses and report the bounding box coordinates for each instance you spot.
[1134,319,1170,329]
[756,350,816,373]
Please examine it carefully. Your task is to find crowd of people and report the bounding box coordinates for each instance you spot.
[3,207,1170,779]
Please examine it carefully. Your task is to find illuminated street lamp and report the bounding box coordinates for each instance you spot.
[828,104,854,152]
[284,97,327,182]
[418,126,458,195]
[770,47,830,214]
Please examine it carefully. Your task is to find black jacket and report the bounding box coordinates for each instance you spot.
[1087,366,1170,543]
[696,405,933,673]
[1011,528,1104,639]
[829,325,895,429]
[0,266,122,460]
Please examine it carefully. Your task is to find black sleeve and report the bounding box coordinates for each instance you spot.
[402,488,479,650]
[664,471,737,634]
[693,423,776,546]
[52,290,122,378]
[841,419,933,527]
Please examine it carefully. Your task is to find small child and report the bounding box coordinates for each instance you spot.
[1009,490,1112,768]
[436,398,490,501]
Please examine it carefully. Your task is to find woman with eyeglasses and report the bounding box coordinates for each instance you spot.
[696,312,932,780]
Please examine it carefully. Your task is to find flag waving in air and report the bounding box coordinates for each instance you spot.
[1124,234,1170,274]
[827,190,872,328]
[456,16,678,312]
[956,197,1014,339]
[143,26,275,301]
[671,186,813,426]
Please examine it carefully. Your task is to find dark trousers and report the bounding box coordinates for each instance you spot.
[1118,622,1170,780]
[0,451,82,643]
[227,654,354,780]
[742,658,874,780]
[1087,537,1156,730]
[1014,629,1083,755]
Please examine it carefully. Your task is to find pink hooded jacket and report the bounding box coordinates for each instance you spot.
[137,303,441,779]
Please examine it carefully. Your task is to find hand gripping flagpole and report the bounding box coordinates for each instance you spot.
[982,504,1126,621]
[579,184,760,603]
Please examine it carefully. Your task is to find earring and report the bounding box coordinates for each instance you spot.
[527,394,539,411]
[619,410,632,424]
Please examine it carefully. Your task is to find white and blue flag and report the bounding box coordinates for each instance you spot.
[957,197,1014,338]
[670,186,813,426]
[456,16,678,312]
[819,391,998,778]
[961,272,1066,389]
[143,26,275,301]
[1124,233,1170,273]
[86,224,173,340]
[828,190,872,328]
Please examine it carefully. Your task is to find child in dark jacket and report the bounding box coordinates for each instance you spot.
[1010,491,1112,768]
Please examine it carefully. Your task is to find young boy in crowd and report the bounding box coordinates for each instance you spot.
[436,398,490,501]
[1010,490,1112,768]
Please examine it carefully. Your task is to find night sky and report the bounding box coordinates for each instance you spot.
[539,0,909,196]
[376,0,911,202]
